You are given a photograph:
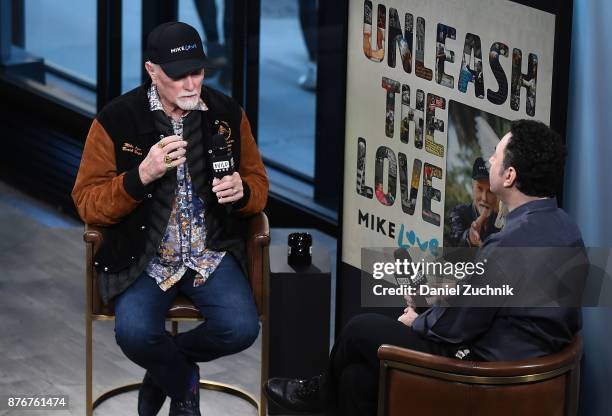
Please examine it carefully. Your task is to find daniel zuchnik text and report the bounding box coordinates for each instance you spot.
[372,284,515,297]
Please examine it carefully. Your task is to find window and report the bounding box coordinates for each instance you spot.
[121,0,142,93]
[3,0,97,110]
[257,1,318,181]
[179,0,234,94]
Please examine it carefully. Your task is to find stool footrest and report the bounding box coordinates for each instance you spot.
[92,379,259,412]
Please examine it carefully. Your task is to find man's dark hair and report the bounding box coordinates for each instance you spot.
[503,119,566,197]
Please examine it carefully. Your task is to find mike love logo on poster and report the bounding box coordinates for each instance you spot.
[358,209,439,255]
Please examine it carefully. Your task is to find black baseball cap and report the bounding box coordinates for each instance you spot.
[471,157,489,180]
[145,22,208,79]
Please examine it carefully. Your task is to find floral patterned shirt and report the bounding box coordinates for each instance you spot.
[145,85,225,290]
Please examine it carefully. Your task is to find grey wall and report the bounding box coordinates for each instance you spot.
[565,1,612,415]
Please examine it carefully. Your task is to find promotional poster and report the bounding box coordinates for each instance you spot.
[342,0,556,269]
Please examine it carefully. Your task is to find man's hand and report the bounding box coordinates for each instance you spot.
[404,293,416,309]
[138,135,187,185]
[468,207,491,246]
[212,172,244,204]
[398,306,419,327]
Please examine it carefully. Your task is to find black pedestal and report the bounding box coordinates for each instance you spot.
[267,245,331,414]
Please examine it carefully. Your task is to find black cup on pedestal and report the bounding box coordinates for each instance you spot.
[288,232,312,268]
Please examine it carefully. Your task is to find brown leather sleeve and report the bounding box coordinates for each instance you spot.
[235,109,269,215]
[71,119,141,225]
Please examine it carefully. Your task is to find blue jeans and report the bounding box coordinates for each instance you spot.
[114,254,259,400]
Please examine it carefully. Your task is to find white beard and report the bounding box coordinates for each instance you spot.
[176,95,200,111]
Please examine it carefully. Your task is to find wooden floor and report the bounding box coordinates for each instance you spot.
[0,181,334,416]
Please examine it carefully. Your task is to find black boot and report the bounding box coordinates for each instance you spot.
[169,365,201,416]
[264,374,326,414]
[138,371,166,416]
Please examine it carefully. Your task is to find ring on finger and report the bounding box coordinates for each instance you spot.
[158,140,165,149]
[164,154,173,170]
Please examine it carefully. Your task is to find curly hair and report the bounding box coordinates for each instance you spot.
[503,119,566,197]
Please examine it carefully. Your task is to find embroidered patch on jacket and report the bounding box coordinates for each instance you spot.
[214,120,235,152]
[122,142,143,156]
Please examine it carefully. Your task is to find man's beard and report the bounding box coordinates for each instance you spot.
[475,202,488,215]
[176,94,200,110]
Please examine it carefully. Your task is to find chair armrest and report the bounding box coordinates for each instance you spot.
[83,225,104,256]
[246,212,270,315]
[378,335,582,378]
[378,345,482,374]
[83,225,106,315]
[247,211,271,248]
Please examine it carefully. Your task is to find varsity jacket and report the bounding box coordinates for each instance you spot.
[72,81,268,302]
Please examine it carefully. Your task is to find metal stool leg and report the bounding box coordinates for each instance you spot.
[86,315,93,416]
[259,315,269,416]
[259,261,271,416]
